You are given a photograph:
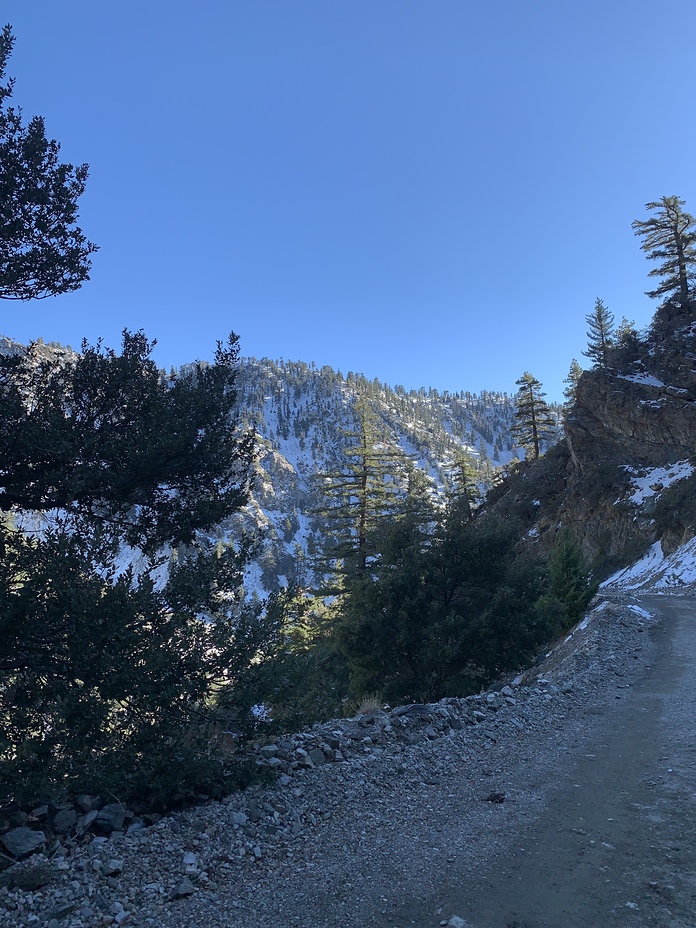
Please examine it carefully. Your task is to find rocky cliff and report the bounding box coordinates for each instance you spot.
[491,308,696,574]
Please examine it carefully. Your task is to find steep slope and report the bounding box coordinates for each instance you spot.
[487,306,696,576]
[228,357,561,590]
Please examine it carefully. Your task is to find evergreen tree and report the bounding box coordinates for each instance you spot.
[583,298,615,368]
[0,331,282,805]
[510,372,555,461]
[542,529,597,631]
[0,331,255,551]
[0,26,97,300]
[615,315,638,344]
[448,451,479,522]
[611,316,642,367]
[563,359,583,410]
[335,470,436,702]
[316,396,407,577]
[632,195,696,312]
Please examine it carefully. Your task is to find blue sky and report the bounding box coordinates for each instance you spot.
[2,1,695,400]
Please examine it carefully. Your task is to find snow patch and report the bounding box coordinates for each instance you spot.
[602,537,696,592]
[617,372,665,387]
[622,460,694,507]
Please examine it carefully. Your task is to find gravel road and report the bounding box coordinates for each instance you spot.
[2,594,695,928]
[377,594,696,928]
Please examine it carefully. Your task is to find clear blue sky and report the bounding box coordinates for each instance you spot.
[2,1,695,400]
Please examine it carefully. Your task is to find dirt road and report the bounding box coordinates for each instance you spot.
[379,595,696,928]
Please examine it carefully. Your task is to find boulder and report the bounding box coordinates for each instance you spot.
[6,860,55,891]
[94,804,126,834]
[0,827,46,858]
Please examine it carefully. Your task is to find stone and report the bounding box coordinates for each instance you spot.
[104,859,123,876]
[259,744,279,759]
[247,804,263,823]
[53,808,77,833]
[229,811,248,827]
[47,903,76,921]
[75,794,101,813]
[77,810,99,832]
[5,860,54,890]
[94,804,126,834]
[294,748,313,767]
[30,804,49,821]
[0,827,46,857]
[171,877,196,898]
[447,917,469,928]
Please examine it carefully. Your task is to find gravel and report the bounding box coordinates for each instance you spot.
[0,593,661,928]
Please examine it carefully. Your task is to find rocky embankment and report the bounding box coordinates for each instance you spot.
[557,317,696,565]
[0,594,658,928]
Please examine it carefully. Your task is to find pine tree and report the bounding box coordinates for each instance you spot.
[510,372,556,461]
[334,467,436,702]
[0,331,283,805]
[0,331,255,551]
[316,396,407,577]
[545,529,597,631]
[615,316,637,344]
[563,359,583,410]
[632,195,696,312]
[449,451,479,521]
[582,298,615,368]
[0,26,97,300]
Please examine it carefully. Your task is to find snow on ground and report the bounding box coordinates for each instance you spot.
[621,460,694,506]
[617,372,665,387]
[602,537,696,592]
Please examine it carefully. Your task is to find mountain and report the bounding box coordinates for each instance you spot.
[228,356,561,591]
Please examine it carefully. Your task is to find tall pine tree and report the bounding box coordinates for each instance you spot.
[583,298,615,368]
[511,372,555,461]
[632,195,696,313]
[316,396,407,578]
[563,359,583,411]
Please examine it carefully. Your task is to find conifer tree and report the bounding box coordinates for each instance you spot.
[632,195,696,312]
[316,396,407,577]
[0,26,97,301]
[583,298,615,368]
[510,372,555,461]
[563,359,583,410]
[615,316,638,345]
[448,451,479,522]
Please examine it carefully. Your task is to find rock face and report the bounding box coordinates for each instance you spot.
[567,368,696,467]
[489,313,696,574]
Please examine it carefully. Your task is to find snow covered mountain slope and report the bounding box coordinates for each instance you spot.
[229,357,561,591]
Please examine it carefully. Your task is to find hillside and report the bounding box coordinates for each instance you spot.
[229,356,560,591]
[483,303,696,580]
